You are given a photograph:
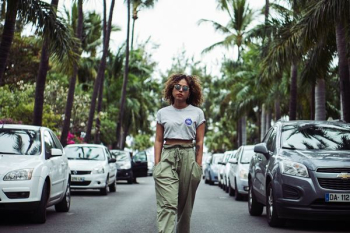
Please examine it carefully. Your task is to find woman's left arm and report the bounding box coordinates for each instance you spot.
[195,123,205,166]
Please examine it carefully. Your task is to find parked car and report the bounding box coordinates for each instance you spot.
[222,150,237,192]
[248,120,350,227]
[110,149,148,184]
[0,124,71,223]
[228,145,254,200]
[202,152,212,179]
[218,152,232,189]
[204,153,224,185]
[145,147,155,176]
[65,144,116,195]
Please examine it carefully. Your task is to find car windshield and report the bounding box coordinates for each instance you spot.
[282,123,350,150]
[111,151,130,161]
[0,128,41,155]
[212,154,224,164]
[241,149,255,164]
[65,146,105,160]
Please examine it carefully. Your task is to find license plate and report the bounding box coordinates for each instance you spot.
[325,193,350,202]
[71,177,85,182]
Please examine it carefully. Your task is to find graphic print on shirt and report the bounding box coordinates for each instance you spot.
[185,118,193,126]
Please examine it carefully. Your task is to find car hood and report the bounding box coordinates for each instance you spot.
[0,155,41,175]
[281,149,350,171]
[68,160,106,171]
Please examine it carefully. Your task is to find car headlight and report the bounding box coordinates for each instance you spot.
[91,166,105,174]
[3,169,33,181]
[281,160,309,177]
[239,168,248,179]
[120,163,131,170]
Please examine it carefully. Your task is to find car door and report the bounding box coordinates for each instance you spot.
[229,148,240,188]
[43,130,64,198]
[254,127,277,199]
[132,151,148,177]
[105,148,116,183]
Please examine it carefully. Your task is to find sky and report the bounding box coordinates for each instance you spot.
[58,0,265,78]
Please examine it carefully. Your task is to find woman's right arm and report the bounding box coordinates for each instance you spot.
[154,123,164,165]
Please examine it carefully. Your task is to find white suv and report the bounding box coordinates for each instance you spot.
[0,124,71,223]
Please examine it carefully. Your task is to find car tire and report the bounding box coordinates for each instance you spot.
[55,180,71,212]
[127,172,134,184]
[208,172,214,185]
[109,180,116,192]
[267,182,286,227]
[235,179,243,201]
[228,180,235,196]
[100,177,108,195]
[31,182,49,224]
[248,180,263,216]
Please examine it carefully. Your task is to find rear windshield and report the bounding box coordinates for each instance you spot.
[282,123,350,150]
[0,128,41,155]
[65,146,105,160]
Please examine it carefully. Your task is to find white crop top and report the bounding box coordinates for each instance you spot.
[156,105,206,140]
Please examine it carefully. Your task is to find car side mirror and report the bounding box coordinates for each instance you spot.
[50,148,63,157]
[228,158,237,164]
[108,158,116,163]
[254,143,270,159]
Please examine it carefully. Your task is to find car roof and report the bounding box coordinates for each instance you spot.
[278,120,350,128]
[0,124,46,130]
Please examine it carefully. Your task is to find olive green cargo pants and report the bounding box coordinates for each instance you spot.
[153,144,202,233]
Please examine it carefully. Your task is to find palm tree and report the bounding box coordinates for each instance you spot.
[85,0,116,143]
[0,0,75,86]
[115,0,131,149]
[61,0,84,147]
[130,0,157,50]
[198,0,254,61]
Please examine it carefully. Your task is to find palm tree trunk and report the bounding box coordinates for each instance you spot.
[33,0,59,126]
[236,119,241,148]
[315,78,326,121]
[116,0,131,149]
[260,104,266,141]
[241,116,246,146]
[60,0,83,146]
[274,98,281,121]
[265,109,271,132]
[289,62,297,120]
[336,21,350,122]
[85,0,115,143]
[310,82,315,120]
[0,0,19,86]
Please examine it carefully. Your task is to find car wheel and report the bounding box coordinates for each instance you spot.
[55,180,71,212]
[109,180,117,192]
[100,177,108,195]
[235,179,243,201]
[31,182,49,223]
[127,172,134,184]
[208,172,214,185]
[248,180,263,216]
[266,182,286,227]
[228,180,235,196]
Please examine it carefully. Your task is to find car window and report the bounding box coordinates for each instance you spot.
[263,127,273,143]
[282,123,350,150]
[44,130,55,154]
[266,128,277,152]
[50,130,63,150]
[65,146,105,161]
[212,154,224,164]
[133,151,147,162]
[0,128,41,155]
[105,148,111,159]
[240,149,255,164]
[111,150,130,161]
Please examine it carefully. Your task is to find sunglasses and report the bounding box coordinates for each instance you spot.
[174,84,189,92]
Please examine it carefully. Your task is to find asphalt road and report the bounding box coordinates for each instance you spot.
[0,177,349,233]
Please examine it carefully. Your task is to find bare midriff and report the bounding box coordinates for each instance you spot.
[164,138,193,145]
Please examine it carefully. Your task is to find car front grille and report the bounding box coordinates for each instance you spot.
[71,181,91,186]
[317,168,350,173]
[4,192,30,199]
[71,171,91,175]
[318,178,350,190]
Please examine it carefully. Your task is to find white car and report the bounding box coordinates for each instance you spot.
[222,150,237,192]
[218,152,231,189]
[65,144,117,195]
[228,145,255,200]
[0,124,71,223]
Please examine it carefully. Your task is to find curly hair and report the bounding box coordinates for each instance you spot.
[163,73,204,107]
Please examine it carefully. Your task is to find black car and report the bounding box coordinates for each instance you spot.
[248,120,350,227]
[110,150,148,184]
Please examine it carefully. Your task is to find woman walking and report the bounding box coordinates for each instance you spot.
[153,73,206,233]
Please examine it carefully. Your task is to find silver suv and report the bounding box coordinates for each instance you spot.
[248,120,350,227]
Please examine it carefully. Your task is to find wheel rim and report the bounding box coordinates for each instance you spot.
[248,184,252,209]
[268,187,273,218]
[66,184,71,207]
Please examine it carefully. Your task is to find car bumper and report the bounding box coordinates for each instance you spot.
[117,169,132,180]
[274,174,350,220]
[0,176,44,211]
[70,173,108,189]
[236,178,249,195]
